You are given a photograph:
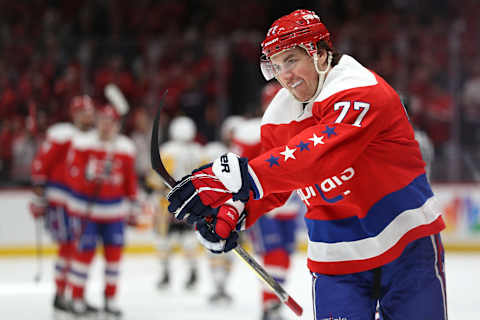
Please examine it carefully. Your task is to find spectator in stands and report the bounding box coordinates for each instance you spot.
[130,107,153,183]
[462,56,480,147]
[11,121,39,185]
[0,0,478,184]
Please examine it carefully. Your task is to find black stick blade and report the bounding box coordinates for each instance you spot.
[150,90,177,189]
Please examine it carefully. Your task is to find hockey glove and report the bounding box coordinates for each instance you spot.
[167,152,259,225]
[195,205,242,254]
[29,195,47,219]
[127,200,153,230]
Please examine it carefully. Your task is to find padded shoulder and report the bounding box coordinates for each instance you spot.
[46,123,76,143]
[316,54,378,103]
[115,134,136,156]
[70,130,96,150]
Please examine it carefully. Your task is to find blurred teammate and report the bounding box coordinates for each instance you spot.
[146,116,203,290]
[231,82,303,320]
[203,140,235,304]
[65,104,139,319]
[30,95,94,316]
[200,117,249,304]
[167,9,447,320]
[220,115,245,153]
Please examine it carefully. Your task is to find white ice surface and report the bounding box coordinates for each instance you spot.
[0,252,479,319]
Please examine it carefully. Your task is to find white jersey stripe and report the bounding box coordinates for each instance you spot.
[307,197,441,262]
[430,235,448,320]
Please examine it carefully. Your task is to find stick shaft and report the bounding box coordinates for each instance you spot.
[150,93,302,316]
[232,246,303,316]
[34,218,43,282]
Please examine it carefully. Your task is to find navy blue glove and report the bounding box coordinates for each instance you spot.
[167,174,216,225]
[194,205,243,254]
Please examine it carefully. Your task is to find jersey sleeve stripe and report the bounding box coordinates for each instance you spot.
[247,165,263,199]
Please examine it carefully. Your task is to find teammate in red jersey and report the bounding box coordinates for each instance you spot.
[168,9,447,320]
[64,104,139,318]
[30,95,94,316]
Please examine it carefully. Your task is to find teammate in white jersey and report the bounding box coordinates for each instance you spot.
[203,140,236,304]
[147,116,203,289]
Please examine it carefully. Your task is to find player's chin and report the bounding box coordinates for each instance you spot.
[291,89,312,103]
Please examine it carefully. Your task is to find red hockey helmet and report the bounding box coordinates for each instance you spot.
[260,9,331,80]
[70,95,95,115]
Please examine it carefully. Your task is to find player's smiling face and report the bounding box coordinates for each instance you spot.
[271,47,319,102]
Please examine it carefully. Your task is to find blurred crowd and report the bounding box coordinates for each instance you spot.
[0,0,479,185]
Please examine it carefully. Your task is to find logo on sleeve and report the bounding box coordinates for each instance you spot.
[220,154,230,173]
[297,167,355,206]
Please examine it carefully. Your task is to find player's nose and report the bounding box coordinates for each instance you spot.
[279,69,295,83]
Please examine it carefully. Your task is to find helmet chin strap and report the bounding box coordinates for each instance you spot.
[301,51,332,104]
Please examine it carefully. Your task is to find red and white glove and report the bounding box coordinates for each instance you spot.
[29,195,47,219]
[195,204,244,253]
[127,200,154,230]
[167,152,260,225]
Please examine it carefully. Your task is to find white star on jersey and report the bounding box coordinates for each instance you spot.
[309,134,325,146]
[280,146,296,161]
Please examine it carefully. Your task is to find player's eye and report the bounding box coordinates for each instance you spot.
[272,64,281,75]
[286,58,297,66]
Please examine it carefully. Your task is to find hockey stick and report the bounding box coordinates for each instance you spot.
[150,92,303,317]
[31,100,43,282]
[34,217,43,283]
[105,83,129,116]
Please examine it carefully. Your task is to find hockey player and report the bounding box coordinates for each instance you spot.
[220,115,245,152]
[167,9,447,320]
[30,95,95,316]
[146,116,203,290]
[232,82,303,320]
[65,104,139,318]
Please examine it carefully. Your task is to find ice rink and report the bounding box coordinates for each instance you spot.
[0,251,479,319]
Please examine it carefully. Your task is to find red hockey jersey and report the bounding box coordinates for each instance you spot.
[233,118,301,219]
[245,55,445,275]
[65,130,137,222]
[31,123,78,207]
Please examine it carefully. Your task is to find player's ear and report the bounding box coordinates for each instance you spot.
[315,46,328,64]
